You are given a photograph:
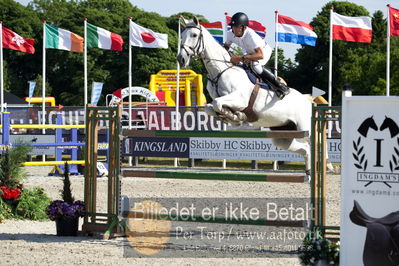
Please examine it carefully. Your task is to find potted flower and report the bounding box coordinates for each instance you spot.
[0,184,23,207]
[298,233,340,266]
[0,144,32,208]
[46,162,85,236]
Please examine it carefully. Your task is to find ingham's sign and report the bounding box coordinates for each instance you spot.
[340,93,399,266]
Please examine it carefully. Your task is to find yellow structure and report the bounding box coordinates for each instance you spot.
[24,96,56,106]
[149,70,206,106]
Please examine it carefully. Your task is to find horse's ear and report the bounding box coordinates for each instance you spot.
[193,16,199,25]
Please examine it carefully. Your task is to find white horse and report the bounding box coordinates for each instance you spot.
[177,18,316,174]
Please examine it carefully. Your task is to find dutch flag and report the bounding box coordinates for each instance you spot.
[277,14,317,46]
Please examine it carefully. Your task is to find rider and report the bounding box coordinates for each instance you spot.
[224,12,290,99]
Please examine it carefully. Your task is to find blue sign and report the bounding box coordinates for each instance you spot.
[28,81,36,99]
[91,82,104,106]
[124,137,189,158]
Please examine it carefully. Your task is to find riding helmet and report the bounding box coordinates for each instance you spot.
[229,12,249,27]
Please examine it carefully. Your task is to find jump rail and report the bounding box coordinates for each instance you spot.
[83,106,331,239]
[123,129,309,138]
[123,168,308,183]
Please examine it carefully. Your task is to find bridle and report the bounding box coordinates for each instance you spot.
[180,24,234,96]
[180,24,205,58]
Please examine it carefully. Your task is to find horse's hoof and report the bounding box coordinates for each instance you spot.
[304,170,311,183]
[234,111,247,121]
[305,174,311,183]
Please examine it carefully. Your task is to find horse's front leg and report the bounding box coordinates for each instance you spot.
[211,95,248,124]
[205,103,242,125]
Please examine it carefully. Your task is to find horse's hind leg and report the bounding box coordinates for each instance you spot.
[272,138,311,175]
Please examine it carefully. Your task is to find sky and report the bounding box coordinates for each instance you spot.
[128,0,393,60]
[16,0,393,60]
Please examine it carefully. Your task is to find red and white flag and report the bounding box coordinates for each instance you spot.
[225,15,266,38]
[332,12,372,43]
[2,25,35,54]
[129,21,168,48]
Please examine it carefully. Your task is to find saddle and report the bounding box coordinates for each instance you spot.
[240,64,270,90]
[349,200,399,266]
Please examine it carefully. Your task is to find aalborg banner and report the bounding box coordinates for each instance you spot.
[7,106,342,162]
[340,94,399,266]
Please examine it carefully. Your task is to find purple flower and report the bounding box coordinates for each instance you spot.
[46,200,86,221]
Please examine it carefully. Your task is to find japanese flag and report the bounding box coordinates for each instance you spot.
[129,21,168,48]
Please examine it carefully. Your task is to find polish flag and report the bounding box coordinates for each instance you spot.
[332,12,372,43]
[129,21,168,48]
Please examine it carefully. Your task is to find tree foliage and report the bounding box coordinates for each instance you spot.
[290,1,396,104]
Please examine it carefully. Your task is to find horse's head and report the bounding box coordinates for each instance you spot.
[380,116,399,138]
[177,17,204,68]
[358,116,378,137]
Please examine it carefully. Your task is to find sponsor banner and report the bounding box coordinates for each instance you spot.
[124,137,189,158]
[340,95,399,265]
[6,106,342,137]
[129,108,225,131]
[190,138,341,162]
[9,135,56,155]
[126,137,341,162]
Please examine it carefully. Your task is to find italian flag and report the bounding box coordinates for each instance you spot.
[87,22,124,51]
[45,24,84,52]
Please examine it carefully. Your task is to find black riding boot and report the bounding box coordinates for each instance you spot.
[259,68,290,99]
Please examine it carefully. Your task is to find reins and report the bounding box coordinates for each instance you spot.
[181,24,237,97]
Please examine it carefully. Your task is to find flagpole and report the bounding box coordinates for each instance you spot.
[128,17,132,130]
[0,22,4,114]
[224,12,228,45]
[328,7,333,106]
[174,15,182,167]
[387,4,391,96]
[176,15,181,125]
[274,11,278,77]
[84,18,88,111]
[42,21,46,132]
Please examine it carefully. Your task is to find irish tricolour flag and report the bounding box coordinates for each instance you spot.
[87,22,123,51]
[45,24,83,52]
[200,22,223,44]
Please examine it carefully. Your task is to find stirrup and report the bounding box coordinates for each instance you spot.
[276,88,290,99]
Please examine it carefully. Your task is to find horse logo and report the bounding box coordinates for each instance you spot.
[353,116,399,188]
